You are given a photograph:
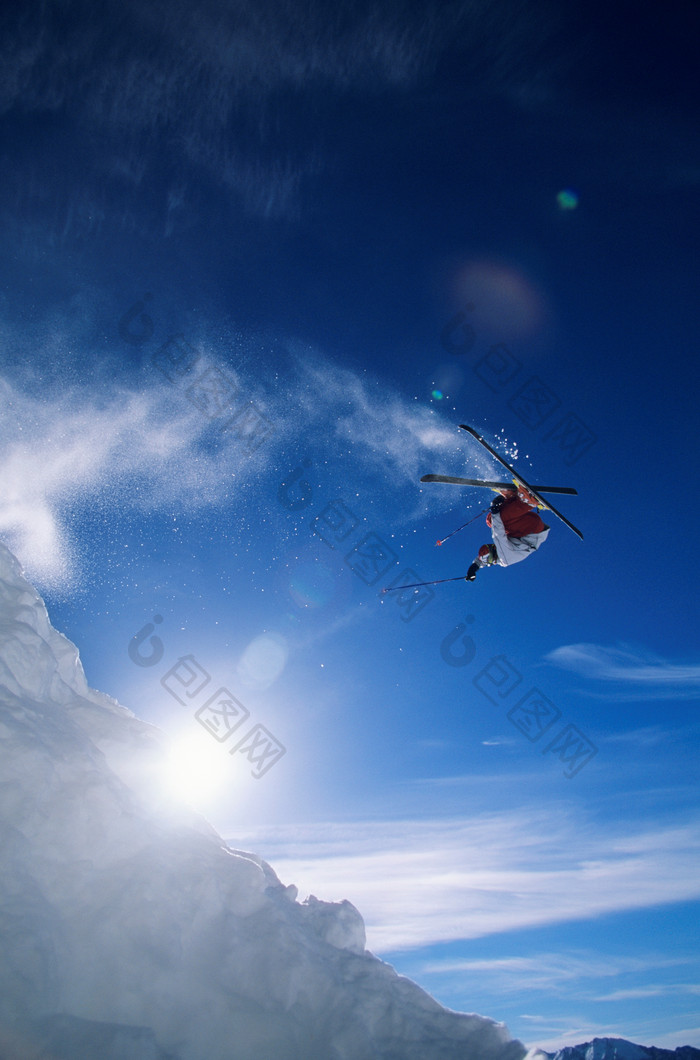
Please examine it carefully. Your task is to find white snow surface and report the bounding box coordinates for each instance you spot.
[0,540,528,1060]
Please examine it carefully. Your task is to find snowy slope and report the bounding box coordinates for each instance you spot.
[531,1039,700,1060]
[0,540,527,1060]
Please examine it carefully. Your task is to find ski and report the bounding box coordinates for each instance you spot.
[458,425,584,541]
[421,474,577,496]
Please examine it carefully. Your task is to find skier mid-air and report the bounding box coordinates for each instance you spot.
[464,484,550,581]
[383,425,581,600]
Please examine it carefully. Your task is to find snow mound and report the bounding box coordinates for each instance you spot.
[0,540,526,1060]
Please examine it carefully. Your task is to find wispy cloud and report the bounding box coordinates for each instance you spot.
[592,985,686,1002]
[421,951,694,994]
[3,0,699,252]
[545,643,700,699]
[0,0,460,226]
[232,809,700,952]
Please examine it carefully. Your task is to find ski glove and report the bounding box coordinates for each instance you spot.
[465,563,479,581]
[490,495,506,514]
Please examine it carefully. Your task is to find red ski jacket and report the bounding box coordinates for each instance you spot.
[486,496,548,538]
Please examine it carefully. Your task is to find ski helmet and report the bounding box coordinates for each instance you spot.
[478,544,498,565]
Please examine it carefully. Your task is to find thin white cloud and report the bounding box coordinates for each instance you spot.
[645,1027,700,1051]
[231,809,700,952]
[601,726,672,749]
[545,643,700,699]
[3,0,698,250]
[420,952,697,1004]
[593,986,668,1002]
[0,0,461,223]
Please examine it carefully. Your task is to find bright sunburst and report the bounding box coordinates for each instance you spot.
[160,729,233,808]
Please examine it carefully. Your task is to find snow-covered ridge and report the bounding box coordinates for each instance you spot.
[531,1038,700,1060]
[0,540,526,1060]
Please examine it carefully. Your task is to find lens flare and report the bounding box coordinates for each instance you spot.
[450,260,545,342]
[288,560,337,609]
[236,632,288,691]
[557,188,579,210]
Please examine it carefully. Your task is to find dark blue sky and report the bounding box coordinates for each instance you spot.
[1,1,699,1051]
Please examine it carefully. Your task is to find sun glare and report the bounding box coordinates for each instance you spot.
[161,730,233,808]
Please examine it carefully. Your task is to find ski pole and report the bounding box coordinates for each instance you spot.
[381,574,471,593]
[435,506,489,546]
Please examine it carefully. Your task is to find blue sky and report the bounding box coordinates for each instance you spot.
[1,0,699,1051]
